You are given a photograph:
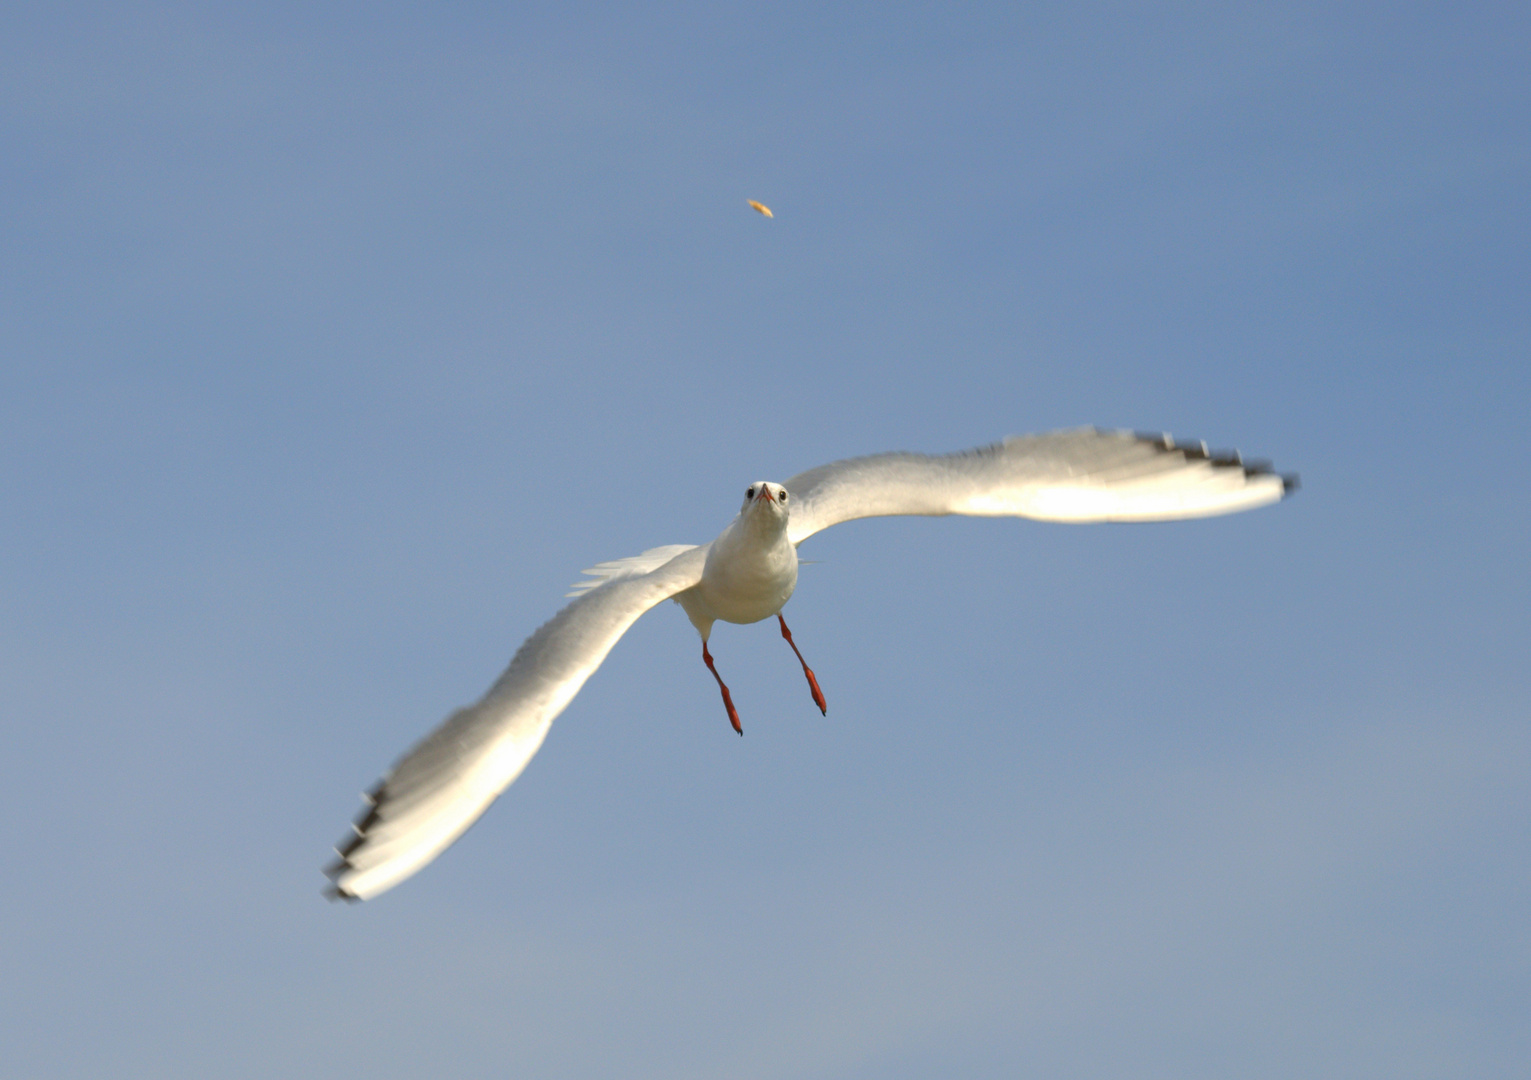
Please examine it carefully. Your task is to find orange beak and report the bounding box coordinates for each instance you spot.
[756,486,775,503]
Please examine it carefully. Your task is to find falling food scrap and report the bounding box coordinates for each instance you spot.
[748,200,773,218]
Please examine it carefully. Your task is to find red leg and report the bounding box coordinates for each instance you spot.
[702,639,743,735]
[778,615,827,715]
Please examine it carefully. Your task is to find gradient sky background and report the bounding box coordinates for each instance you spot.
[3,3,1527,1078]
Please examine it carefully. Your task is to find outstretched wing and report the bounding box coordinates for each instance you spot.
[784,427,1297,545]
[325,544,707,901]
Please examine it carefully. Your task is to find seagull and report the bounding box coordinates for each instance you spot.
[325,427,1297,901]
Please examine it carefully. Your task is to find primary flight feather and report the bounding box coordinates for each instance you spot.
[325,427,1297,901]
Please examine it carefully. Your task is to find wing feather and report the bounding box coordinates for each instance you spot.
[784,427,1297,544]
[325,545,707,901]
[567,544,700,596]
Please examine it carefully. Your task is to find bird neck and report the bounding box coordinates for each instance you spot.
[740,508,788,545]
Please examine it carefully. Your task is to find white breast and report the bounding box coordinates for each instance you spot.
[695,516,799,626]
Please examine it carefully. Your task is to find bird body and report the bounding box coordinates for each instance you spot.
[679,482,797,637]
[325,427,1297,901]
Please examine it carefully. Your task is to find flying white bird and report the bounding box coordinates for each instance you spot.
[325,427,1297,901]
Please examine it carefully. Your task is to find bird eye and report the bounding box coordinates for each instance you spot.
[779,490,787,502]
[746,486,755,499]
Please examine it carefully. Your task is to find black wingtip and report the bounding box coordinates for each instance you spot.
[334,834,363,859]
[322,859,362,903]
[352,795,384,834]
[322,882,361,904]
[1133,429,1296,493]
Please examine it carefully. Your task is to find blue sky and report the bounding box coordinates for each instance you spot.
[2,3,1527,1077]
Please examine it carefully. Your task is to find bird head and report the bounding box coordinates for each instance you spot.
[740,481,790,520]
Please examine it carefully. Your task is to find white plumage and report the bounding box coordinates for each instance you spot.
[325,427,1296,901]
